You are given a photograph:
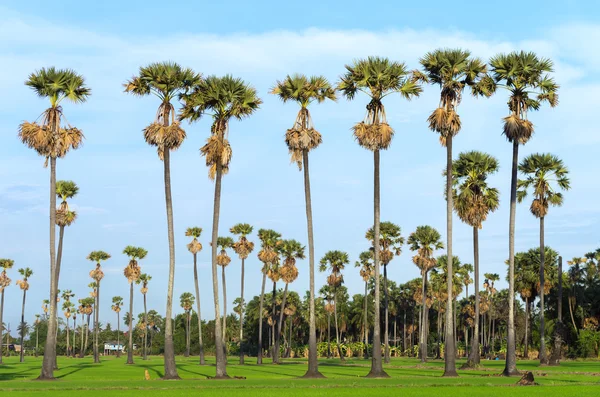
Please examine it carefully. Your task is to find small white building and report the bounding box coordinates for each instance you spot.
[103,342,124,355]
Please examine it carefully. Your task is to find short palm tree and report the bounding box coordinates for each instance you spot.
[451,151,500,367]
[185,227,205,365]
[271,75,336,378]
[61,290,75,356]
[489,50,559,376]
[216,236,234,345]
[180,75,262,378]
[0,259,14,364]
[320,250,349,361]
[338,56,422,377]
[79,295,94,357]
[420,49,492,377]
[18,68,90,379]
[518,153,570,364]
[17,268,33,362]
[179,292,195,357]
[355,251,373,358]
[230,223,255,364]
[87,251,110,363]
[125,62,200,380]
[136,273,152,360]
[408,225,444,362]
[123,246,146,364]
[111,296,124,358]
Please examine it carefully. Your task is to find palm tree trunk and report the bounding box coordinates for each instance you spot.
[443,136,457,377]
[549,256,563,366]
[301,150,323,378]
[275,283,289,364]
[222,266,228,347]
[72,317,76,357]
[468,226,481,367]
[271,281,277,363]
[403,310,406,356]
[383,264,390,363]
[54,225,65,370]
[127,283,134,364]
[420,273,428,362]
[80,318,85,358]
[503,140,519,376]
[257,271,267,365]
[66,320,70,357]
[334,286,345,361]
[288,315,293,358]
[192,253,205,365]
[239,257,245,365]
[143,293,148,360]
[568,295,578,334]
[211,161,228,378]
[116,313,121,358]
[363,281,369,359]
[94,280,100,363]
[84,314,90,357]
[184,312,190,357]
[19,289,27,363]
[524,298,529,358]
[0,290,4,364]
[367,149,387,378]
[327,311,331,358]
[539,216,548,364]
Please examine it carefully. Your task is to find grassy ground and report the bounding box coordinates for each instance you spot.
[1,355,599,396]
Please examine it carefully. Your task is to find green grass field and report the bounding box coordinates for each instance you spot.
[1,356,599,396]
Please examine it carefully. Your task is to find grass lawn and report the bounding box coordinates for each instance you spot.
[1,355,599,396]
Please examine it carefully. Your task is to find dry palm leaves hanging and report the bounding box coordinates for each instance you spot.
[187,238,203,255]
[280,263,299,284]
[380,250,394,265]
[201,135,232,180]
[124,259,141,283]
[352,101,393,152]
[56,209,77,227]
[143,104,186,160]
[503,114,533,144]
[327,274,343,287]
[285,108,322,169]
[267,264,281,283]
[233,237,254,260]
[284,305,296,317]
[324,302,335,314]
[0,272,11,291]
[141,285,148,295]
[16,279,29,290]
[89,265,104,282]
[258,249,278,265]
[216,250,231,267]
[359,267,373,282]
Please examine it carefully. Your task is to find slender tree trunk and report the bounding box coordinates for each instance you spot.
[143,293,148,360]
[394,317,397,355]
[465,325,469,358]
[301,150,323,378]
[383,264,390,363]
[184,312,190,357]
[211,161,228,378]
[275,283,289,364]
[327,311,331,358]
[127,283,134,364]
[66,320,70,357]
[403,310,406,356]
[467,226,481,367]
[420,273,428,362]
[568,295,578,334]
[53,225,65,370]
[84,314,90,358]
[539,216,548,364]
[94,280,101,363]
[257,271,267,365]
[334,287,345,361]
[288,315,293,358]
[192,253,205,365]
[117,313,121,358]
[222,266,227,346]
[363,281,369,359]
[19,289,27,363]
[524,298,529,358]
[503,140,519,376]
[79,317,85,358]
[0,290,4,364]
[239,257,245,364]
[549,256,563,366]
[271,281,277,362]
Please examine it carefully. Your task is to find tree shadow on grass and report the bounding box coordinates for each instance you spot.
[236,366,298,378]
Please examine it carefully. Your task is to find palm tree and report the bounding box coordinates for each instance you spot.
[420,49,492,377]
[338,56,422,377]
[123,246,146,364]
[320,250,349,361]
[125,62,199,380]
[256,229,281,365]
[179,292,195,357]
[136,273,152,360]
[451,150,500,367]
[274,239,304,364]
[185,227,206,365]
[355,251,373,359]
[180,75,261,378]
[78,297,93,358]
[61,290,75,356]
[34,314,41,356]
[267,252,282,361]
[408,225,444,362]
[18,68,90,379]
[230,223,255,364]
[0,259,14,365]
[55,181,78,316]
[366,221,404,363]
[513,252,538,358]
[489,50,559,376]
[16,268,33,362]
[111,296,124,358]
[216,236,234,346]
[271,75,336,378]
[87,251,110,363]
[517,153,570,364]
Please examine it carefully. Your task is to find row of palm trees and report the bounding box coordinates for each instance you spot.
[15,47,560,379]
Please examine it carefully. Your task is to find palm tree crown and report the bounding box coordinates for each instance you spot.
[230,223,255,260]
[366,221,404,265]
[185,227,203,255]
[408,226,444,274]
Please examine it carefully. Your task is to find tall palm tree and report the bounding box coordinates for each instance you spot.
[230,223,255,364]
[338,57,422,377]
[125,62,199,380]
[61,290,75,356]
[366,221,404,363]
[185,227,206,364]
[355,251,373,358]
[179,292,195,357]
[123,246,146,364]
[267,252,282,360]
[216,236,234,345]
[420,49,492,377]
[78,297,93,358]
[408,225,444,362]
[489,51,559,376]
[517,153,569,364]
[16,268,33,362]
[271,75,335,378]
[256,229,281,365]
[18,68,89,379]
[451,151,500,367]
[180,75,262,378]
[87,251,110,363]
[513,252,538,358]
[0,259,14,365]
[55,181,78,309]
[136,273,152,360]
[111,296,124,358]
[320,250,349,362]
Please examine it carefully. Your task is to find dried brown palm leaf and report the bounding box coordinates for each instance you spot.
[124,260,141,283]
[503,115,534,143]
[258,249,278,264]
[380,250,394,265]
[18,122,52,157]
[187,239,203,255]
[233,238,254,259]
[143,122,187,160]
[327,274,343,287]
[16,280,29,290]
[216,250,231,267]
[325,303,335,313]
[140,287,148,295]
[89,267,104,282]
[530,198,548,218]
[0,272,11,290]
[280,263,299,284]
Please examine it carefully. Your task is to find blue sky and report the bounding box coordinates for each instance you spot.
[1,0,599,333]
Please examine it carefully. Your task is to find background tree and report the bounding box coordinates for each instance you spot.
[87,250,110,363]
[61,289,75,356]
[216,236,234,346]
[185,227,206,364]
[136,273,152,360]
[123,246,145,364]
[0,259,14,365]
[320,250,349,361]
[355,251,373,358]
[16,267,33,362]
[111,296,124,358]
[179,292,195,357]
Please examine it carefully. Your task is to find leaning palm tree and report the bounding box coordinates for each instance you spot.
[216,236,234,345]
[256,229,281,365]
[408,225,444,363]
[320,250,349,362]
[111,296,124,358]
[123,246,146,364]
[136,273,152,360]
[125,62,199,380]
[518,153,570,364]
[0,259,14,365]
[179,292,195,357]
[338,56,422,377]
[488,51,559,376]
[87,251,110,363]
[180,75,262,378]
[451,151,500,368]
[420,49,492,377]
[18,68,90,379]
[16,268,33,362]
[355,251,373,359]
[271,75,335,378]
[230,223,255,364]
[185,227,206,364]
